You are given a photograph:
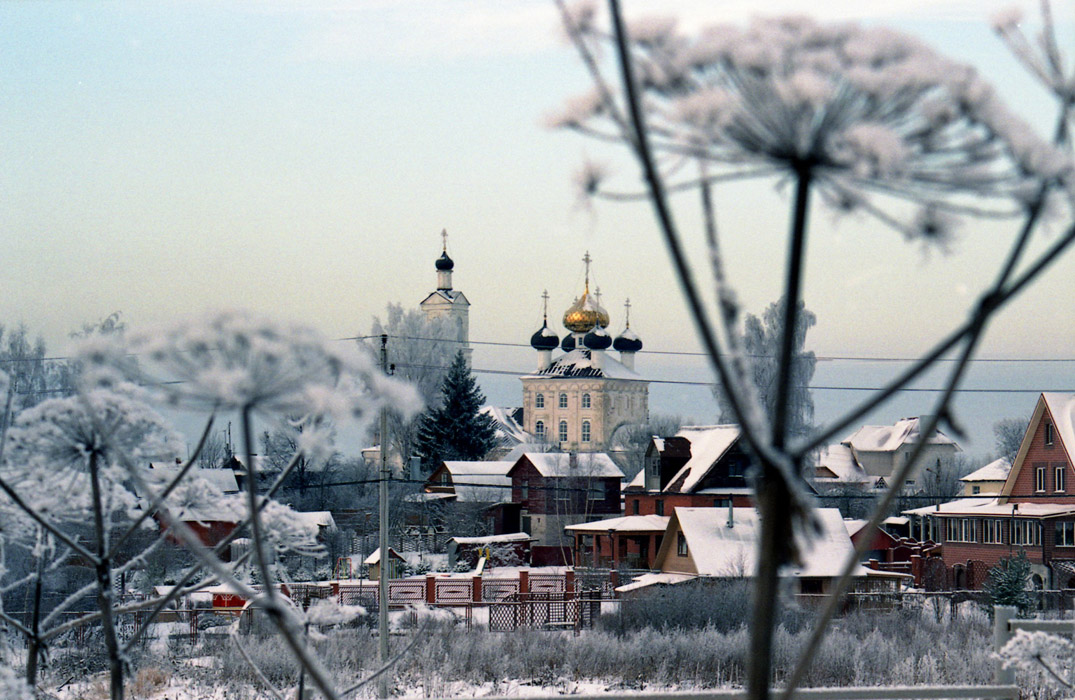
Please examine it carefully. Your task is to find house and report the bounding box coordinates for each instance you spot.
[959,457,1012,496]
[364,547,406,580]
[480,406,534,459]
[811,444,879,491]
[144,465,244,551]
[564,514,670,569]
[842,417,960,487]
[618,507,906,595]
[904,393,1075,590]
[624,425,755,517]
[420,460,517,534]
[507,452,623,558]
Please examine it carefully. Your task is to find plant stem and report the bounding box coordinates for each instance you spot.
[89,451,124,700]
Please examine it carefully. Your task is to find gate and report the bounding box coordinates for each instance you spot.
[488,591,600,632]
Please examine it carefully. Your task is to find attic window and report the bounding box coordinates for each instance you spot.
[1046,422,1055,446]
[676,532,688,557]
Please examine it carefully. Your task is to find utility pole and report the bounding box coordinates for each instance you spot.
[378,333,390,699]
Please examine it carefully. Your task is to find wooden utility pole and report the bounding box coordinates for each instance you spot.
[378,333,390,698]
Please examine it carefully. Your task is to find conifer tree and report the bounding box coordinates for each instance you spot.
[983,550,1033,615]
[414,351,498,470]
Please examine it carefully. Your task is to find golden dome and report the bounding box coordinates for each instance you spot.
[563,290,610,333]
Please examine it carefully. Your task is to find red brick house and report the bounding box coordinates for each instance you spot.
[624,425,754,517]
[905,393,1075,589]
[507,452,623,553]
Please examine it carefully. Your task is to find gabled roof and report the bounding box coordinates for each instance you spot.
[663,425,740,493]
[364,547,405,565]
[1001,393,1075,500]
[432,461,513,503]
[419,289,469,307]
[147,465,240,494]
[512,452,624,479]
[522,348,643,381]
[812,444,869,484]
[960,458,1011,483]
[842,417,959,453]
[661,507,869,579]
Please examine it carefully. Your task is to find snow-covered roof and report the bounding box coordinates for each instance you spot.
[522,348,644,381]
[626,468,646,489]
[842,417,959,453]
[500,443,552,463]
[439,461,513,502]
[363,547,405,565]
[518,452,624,478]
[294,511,337,532]
[449,533,532,545]
[812,444,869,483]
[616,572,695,593]
[564,514,670,533]
[960,458,1012,483]
[480,406,532,447]
[903,497,1075,518]
[1044,393,1075,465]
[420,289,469,306]
[663,425,740,493]
[146,465,240,494]
[670,507,870,579]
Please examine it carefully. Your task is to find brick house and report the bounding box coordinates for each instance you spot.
[905,393,1075,589]
[507,452,623,552]
[623,425,754,517]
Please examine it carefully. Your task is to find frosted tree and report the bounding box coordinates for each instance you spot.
[366,303,461,464]
[714,297,816,442]
[0,311,421,700]
[553,2,1075,697]
[994,415,1030,463]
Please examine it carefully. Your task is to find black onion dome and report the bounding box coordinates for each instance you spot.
[560,334,576,352]
[530,323,559,351]
[583,324,612,351]
[613,327,643,353]
[435,251,454,271]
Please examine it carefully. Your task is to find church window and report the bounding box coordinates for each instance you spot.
[559,420,568,443]
[536,393,544,409]
[582,393,591,409]
[559,393,568,409]
[535,421,545,440]
[581,421,591,443]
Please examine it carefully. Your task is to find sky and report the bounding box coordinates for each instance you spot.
[3,0,1074,453]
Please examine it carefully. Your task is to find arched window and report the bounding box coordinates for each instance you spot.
[581,420,591,442]
[558,420,568,444]
[581,393,591,409]
[535,420,545,439]
[559,393,568,409]
[535,393,544,409]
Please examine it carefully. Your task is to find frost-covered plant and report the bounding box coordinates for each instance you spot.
[998,629,1075,691]
[553,3,1075,699]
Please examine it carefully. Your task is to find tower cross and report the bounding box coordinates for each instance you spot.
[582,251,592,292]
[542,289,550,321]
[624,298,632,328]
[441,228,449,252]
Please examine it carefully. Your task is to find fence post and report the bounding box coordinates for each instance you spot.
[994,604,1017,685]
[519,570,529,596]
[426,575,436,605]
[472,575,482,604]
[565,569,575,599]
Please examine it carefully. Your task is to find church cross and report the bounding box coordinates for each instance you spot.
[582,251,592,292]
[624,298,632,328]
[441,228,449,252]
[542,289,550,321]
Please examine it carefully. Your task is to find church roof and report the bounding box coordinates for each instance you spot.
[420,289,469,307]
[522,348,643,381]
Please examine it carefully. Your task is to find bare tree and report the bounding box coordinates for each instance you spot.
[993,416,1030,464]
[608,413,683,479]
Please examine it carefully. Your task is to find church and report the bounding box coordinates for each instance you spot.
[415,237,649,453]
[521,253,649,451]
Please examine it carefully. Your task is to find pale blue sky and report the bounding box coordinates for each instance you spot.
[3,1,1073,451]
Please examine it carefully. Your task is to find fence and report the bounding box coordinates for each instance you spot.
[487,591,602,632]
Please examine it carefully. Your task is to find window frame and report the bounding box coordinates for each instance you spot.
[1057,466,1066,493]
[535,420,545,440]
[983,519,1004,544]
[535,393,544,409]
[1036,466,1047,493]
[676,532,688,557]
[558,393,568,409]
[558,420,568,444]
[1056,521,1075,547]
[581,420,591,443]
[581,393,591,409]
[1046,422,1055,446]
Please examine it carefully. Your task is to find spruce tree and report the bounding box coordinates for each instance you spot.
[414,351,498,470]
[983,550,1033,615]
